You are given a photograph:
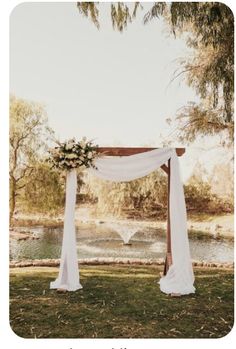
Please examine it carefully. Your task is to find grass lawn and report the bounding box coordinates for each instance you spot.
[10,265,233,338]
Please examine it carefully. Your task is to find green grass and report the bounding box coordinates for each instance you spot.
[10,265,234,338]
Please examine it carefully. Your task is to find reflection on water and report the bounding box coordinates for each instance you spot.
[10,224,234,263]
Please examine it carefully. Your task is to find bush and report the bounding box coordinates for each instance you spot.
[19,162,65,215]
[184,175,233,215]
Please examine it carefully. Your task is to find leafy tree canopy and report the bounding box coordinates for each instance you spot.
[9,95,54,219]
[77,2,234,144]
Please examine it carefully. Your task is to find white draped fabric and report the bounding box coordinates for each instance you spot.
[50,169,82,291]
[50,148,195,295]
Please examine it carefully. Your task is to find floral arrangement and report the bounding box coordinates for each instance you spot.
[48,137,98,170]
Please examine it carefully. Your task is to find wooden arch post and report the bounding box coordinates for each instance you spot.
[97,147,185,274]
[164,158,172,275]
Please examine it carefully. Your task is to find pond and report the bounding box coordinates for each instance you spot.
[10,223,234,263]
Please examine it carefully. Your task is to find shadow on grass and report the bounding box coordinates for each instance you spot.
[10,265,234,338]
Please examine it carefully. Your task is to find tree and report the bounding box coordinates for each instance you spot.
[184,173,233,215]
[84,164,233,218]
[84,170,168,218]
[209,162,234,202]
[21,162,65,214]
[175,102,234,147]
[9,95,53,220]
[77,2,234,144]
[166,2,234,145]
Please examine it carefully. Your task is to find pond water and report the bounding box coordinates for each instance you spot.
[10,223,234,263]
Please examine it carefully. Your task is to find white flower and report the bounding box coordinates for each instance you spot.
[49,138,97,171]
[80,141,86,149]
[87,152,93,159]
[65,142,74,150]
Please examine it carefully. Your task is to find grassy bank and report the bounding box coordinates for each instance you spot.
[10,265,233,338]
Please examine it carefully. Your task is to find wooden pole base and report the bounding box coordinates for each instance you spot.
[163,252,173,275]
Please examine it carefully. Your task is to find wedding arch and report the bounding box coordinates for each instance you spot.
[50,146,195,295]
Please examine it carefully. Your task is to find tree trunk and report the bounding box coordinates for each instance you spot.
[10,177,16,224]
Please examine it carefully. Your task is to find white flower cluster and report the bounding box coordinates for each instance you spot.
[48,137,98,170]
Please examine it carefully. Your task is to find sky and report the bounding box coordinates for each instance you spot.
[9,2,231,181]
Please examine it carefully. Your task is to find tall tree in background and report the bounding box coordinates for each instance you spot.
[9,95,53,220]
[77,2,234,145]
[85,170,168,218]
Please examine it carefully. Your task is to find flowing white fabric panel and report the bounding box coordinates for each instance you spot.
[159,152,195,294]
[89,148,173,182]
[50,169,82,291]
[89,148,195,295]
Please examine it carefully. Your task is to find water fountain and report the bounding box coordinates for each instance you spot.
[106,222,140,245]
[10,223,234,263]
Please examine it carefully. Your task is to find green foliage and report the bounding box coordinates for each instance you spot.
[176,103,234,146]
[77,2,100,29]
[9,96,89,218]
[10,95,48,171]
[184,174,233,215]
[20,162,65,214]
[84,165,233,218]
[76,2,234,143]
[77,2,141,31]
[111,2,141,31]
[173,4,234,143]
[85,170,168,218]
[140,2,234,124]
[150,2,234,142]
[9,95,54,220]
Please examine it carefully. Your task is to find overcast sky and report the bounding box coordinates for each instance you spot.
[10,2,230,180]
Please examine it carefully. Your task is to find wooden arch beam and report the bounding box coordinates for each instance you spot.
[97,147,185,157]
